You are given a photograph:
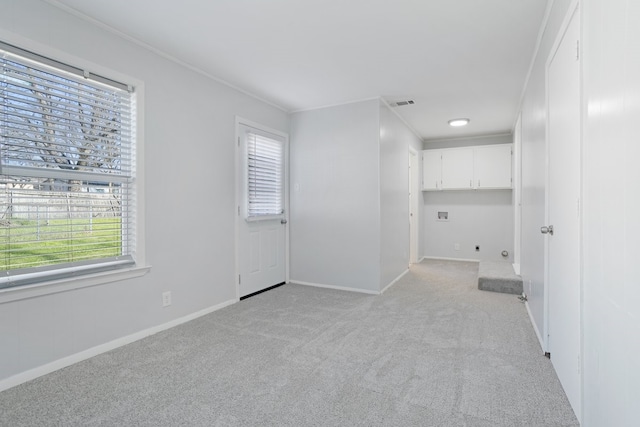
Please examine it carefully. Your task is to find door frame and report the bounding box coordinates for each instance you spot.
[513,114,522,275]
[235,116,290,301]
[409,147,419,264]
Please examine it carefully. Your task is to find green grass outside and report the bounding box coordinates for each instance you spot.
[0,217,122,271]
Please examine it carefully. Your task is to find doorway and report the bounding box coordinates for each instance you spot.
[409,148,419,264]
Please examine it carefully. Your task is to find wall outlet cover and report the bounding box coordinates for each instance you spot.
[162,291,172,307]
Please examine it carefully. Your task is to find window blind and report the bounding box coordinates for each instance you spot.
[246,132,284,219]
[0,45,135,288]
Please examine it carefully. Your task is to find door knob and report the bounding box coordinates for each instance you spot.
[540,225,554,235]
[281,219,288,225]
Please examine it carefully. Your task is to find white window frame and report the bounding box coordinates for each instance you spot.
[0,36,148,304]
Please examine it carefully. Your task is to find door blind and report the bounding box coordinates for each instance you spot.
[246,131,283,219]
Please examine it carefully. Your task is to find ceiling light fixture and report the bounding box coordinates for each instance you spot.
[448,118,470,127]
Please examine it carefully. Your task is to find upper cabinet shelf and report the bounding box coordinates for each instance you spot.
[422,144,513,191]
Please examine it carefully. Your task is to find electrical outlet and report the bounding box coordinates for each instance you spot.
[454,243,460,251]
[162,291,172,307]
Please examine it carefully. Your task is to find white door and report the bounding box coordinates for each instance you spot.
[237,121,288,298]
[545,5,581,420]
[409,149,419,264]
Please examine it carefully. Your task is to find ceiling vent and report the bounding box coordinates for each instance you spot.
[390,100,415,107]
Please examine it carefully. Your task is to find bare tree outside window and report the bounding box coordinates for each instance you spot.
[1,50,133,278]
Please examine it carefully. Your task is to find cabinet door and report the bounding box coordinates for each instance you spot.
[441,148,474,189]
[422,150,441,190]
[474,144,512,189]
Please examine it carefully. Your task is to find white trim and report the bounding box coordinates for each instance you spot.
[380,268,410,294]
[235,117,289,140]
[513,263,521,276]
[421,256,480,263]
[41,0,288,113]
[525,301,545,352]
[290,280,380,295]
[0,298,237,392]
[0,266,150,304]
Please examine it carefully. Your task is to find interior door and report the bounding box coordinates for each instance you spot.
[545,5,581,420]
[237,122,288,298]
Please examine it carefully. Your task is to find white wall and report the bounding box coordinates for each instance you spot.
[289,99,421,293]
[379,101,423,288]
[582,0,640,425]
[519,0,572,346]
[0,0,288,386]
[422,190,514,262]
[289,100,381,293]
[421,134,514,262]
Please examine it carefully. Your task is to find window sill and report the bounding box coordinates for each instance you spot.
[0,265,151,305]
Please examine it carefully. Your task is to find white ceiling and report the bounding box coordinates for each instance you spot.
[47,0,548,141]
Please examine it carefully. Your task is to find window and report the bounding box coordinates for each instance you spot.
[0,42,135,289]
[245,130,284,220]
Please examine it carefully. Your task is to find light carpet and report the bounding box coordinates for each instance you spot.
[0,259,579,426]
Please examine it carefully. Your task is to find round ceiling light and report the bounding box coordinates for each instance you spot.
[448,118,470,127]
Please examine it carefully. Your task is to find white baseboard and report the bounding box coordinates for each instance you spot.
[380,268,409,294]
[290,280,380,295]
[422,256,480,263]
[525,300,545,352]
[0,298,237,393]
[512,263,521,275]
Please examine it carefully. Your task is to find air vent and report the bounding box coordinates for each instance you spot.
[390,100,415,107]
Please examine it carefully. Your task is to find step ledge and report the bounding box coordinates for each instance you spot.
[478,261,523,295]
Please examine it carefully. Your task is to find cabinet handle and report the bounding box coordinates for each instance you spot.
[470,180,472,188]
[435,180,438,189]
[478,179,480,188]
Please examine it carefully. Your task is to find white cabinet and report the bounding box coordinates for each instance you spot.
[474,144,512,189]
[422,150,441,190]
[442,148,474,190]
[421,144,512,191]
